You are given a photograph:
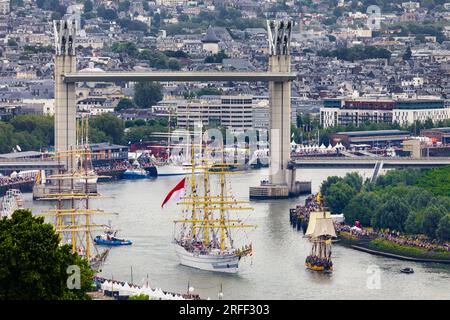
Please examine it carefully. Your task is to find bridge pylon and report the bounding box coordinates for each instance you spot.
[250,20,311,199]
[54,19,77,171]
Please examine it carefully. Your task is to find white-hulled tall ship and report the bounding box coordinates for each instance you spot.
[172,142,256,273]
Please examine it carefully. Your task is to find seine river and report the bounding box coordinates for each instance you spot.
[25,168,450,300]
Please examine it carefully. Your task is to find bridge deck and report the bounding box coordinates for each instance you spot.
[63,71,297,83]
[291,157,450,169]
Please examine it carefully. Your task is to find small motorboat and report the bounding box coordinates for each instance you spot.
[400,267,414,274]
[94,230,132,246]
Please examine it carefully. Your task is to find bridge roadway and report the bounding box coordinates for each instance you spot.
[290,156,450,169]
[1,156,448,173]
[62,71,297,83]
[0,158,63,173]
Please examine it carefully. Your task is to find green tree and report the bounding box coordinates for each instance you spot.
[343,172,363,193]
[196,87,223,96]
[116,98,135,111]
[0,122,15,153]
[436,214,450,241]
[373,195,410,232]
[325,181,356,214]
[405,210,425,234]
[422,205,446,239]
[167,58,181,70]
[129,293,150,300]
[89,113,125,144]
[320,176,343,198]
[343,192,380,226]
[0,209,94,300]
[133,82,163,109]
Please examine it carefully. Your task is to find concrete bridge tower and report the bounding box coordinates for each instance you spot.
[53,20,77,169]
[249,20,310,199]
[267,20,292,187]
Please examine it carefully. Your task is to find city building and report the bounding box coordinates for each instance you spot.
[0,0,10,15]
[330,130,412,147]
[421,127,450,144]
[89,143,129,167]
[202,26,220,54]
[320,98,449,128]
[177,95,257,130]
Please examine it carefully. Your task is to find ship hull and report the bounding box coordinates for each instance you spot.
[305,262,333,272]
[174,244,240,273]
[157,164,201,177]
[123,171,148,179]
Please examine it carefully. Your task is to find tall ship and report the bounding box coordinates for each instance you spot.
[304,194,336,272]
[170,142,256,273]
[33,115,98,200]
[39,115,110,268]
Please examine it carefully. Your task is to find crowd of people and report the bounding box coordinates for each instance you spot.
[293,193,321,220]
[94,160,129,174]
[305,255,333,270]
[336,223,450,252]
[177,238,250,257]
[379,230,450,252]
[291,193,450,254]
[0,174,36,187]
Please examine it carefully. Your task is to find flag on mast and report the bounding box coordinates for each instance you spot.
[161,177,186,208]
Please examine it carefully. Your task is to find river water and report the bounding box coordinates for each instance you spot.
[24,168,450,300]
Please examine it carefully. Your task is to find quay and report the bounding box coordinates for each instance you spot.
[350,245,450,264]
[290,156,450,169]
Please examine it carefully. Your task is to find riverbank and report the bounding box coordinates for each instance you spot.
[338,231,450,264]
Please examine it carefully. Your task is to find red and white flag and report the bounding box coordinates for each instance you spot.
[161,177,186,208]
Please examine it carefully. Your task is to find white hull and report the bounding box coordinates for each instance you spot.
[157,164,201,177]
[174,244,240,273]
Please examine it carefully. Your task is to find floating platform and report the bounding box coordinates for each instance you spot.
[33,183,98,200]
[249,181,311,200]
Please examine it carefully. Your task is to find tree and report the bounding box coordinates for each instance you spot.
[343,172,363,193]
[204,50,228,63]
[422,205,446,239]
[116,98,135,111]
[436,214,450,241]
[405,210,425,234]
[97,6,117,20]
[89,113,125,144]
[196,87,223,96]
[325,181,356,214]
[133,82,163,109]
[343,192,380,226]
[373,195,410,232]
[0,210,94,300]
[320,176,343,198]
[167,58,181,70]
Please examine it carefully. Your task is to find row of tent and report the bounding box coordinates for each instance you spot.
[100,280,186,300]
[291,142,346,152]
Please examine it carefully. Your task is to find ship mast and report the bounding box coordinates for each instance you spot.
[39,114,111,267]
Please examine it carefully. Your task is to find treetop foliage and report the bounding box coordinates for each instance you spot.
[321,166,450,240]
